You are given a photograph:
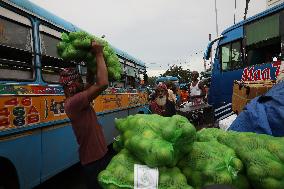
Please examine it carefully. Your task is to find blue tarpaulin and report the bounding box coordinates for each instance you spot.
[229,81,284,136]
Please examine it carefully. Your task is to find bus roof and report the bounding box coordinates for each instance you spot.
[111,46,146,67]
[222,2,284,35]
[5,0,146,67]
[156,76,179,82]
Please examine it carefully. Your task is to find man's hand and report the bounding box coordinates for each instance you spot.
[91,40,104,55]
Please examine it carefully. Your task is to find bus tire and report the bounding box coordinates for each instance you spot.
[0,158,19,189]
[138,111,144,114]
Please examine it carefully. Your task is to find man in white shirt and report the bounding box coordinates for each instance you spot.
[188,71,206,105]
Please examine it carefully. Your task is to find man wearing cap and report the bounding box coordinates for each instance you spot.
[60,41,109,189]
[149,84,176,117]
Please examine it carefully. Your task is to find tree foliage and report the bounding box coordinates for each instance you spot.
[161,65,192,83]
[148,76,158,87]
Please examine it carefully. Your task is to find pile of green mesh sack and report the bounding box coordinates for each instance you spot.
[195,128,284,189]
[114,114,196,167]
[217,131,284,189]
[178,141,250,189]
[103,115,284,189]
[98,149,193,189]
[57,31,122,80]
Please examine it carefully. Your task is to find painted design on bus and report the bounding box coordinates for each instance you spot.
[50,99,65,116]
[0,85,64,95]
[129,93,144,107]
[0,93,148,131]
[102,95,123,108]
[241,61,281,81]
[0,97,40,129]
[0,85,147,95]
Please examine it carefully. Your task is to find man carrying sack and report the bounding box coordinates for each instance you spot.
[60,40,111,188]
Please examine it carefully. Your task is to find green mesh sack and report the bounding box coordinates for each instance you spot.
[197,128,226,142]
[114,114,196,167]
[158,167,194,189]
[178,141,249,189]
[98,149,194,189]
[57,31,122,80]
[217,131,284,189]
[113,135,124,152]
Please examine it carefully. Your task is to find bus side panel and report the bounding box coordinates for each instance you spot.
[208,58,222,108]
[41,124,78,183]
[98,111,128,145]
[128,106,146,115]
[0,132,41,189]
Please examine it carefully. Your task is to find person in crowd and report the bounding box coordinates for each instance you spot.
[149,84,176,117]
[60,40,111,189]
[180,86,189,103]
[188,71,206,105]
[172,83,179,103]
[166,82,177,104]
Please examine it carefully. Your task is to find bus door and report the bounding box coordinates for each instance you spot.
[211,29,244,119]
[39,24,79,182]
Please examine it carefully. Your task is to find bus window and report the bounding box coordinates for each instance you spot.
[0,15,33,80]
[221,41,242,71]
[40,26,75,83]
[221,43,230,71]
[245,13,281,66]
[78,64,87,83]
[231,41,242,69]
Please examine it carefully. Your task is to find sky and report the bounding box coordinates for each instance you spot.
[29,0,267,76]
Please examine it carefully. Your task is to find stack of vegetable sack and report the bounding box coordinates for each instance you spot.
[99,149,193,189]
[57,31,122,80]
[178,140,249,189]
[194,128,284,189]
[101,115,284,189]
[218,131,284,189]
[99,114,196,189]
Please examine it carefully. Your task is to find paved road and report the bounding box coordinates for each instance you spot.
[34,163,87,189]
[35,147,116,189]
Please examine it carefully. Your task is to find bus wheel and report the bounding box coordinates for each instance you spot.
[138,111,144,114]
[0,159,19,189]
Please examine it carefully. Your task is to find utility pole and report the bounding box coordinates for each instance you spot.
[244,0,250,20]
[214,0,219,37]
[234,0,237,24]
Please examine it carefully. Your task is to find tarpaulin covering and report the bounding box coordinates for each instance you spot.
[229,81,284,136]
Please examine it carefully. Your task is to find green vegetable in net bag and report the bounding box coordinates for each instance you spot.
[196,128,226,142]
[217,131,284,189]
[178,141,249,189]
[57,31,122,80]
[114,114,196,167]
[113,135,124,152]
[98,149,194,189]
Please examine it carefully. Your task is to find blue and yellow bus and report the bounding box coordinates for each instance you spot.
[156,76,179,86]
[0,0,148,188]
[204,3,284,121]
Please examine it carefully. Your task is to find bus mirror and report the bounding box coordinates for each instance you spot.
[203,35,224,60]
[204,43,213,60]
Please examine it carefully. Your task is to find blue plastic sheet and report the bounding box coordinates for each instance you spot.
[229,81,284,136]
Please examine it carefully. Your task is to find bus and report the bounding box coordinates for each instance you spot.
[204,3,284,121]
[0,0,148,188]
[156,76,179,86]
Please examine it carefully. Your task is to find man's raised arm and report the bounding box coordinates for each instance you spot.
[85,41,109,102]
